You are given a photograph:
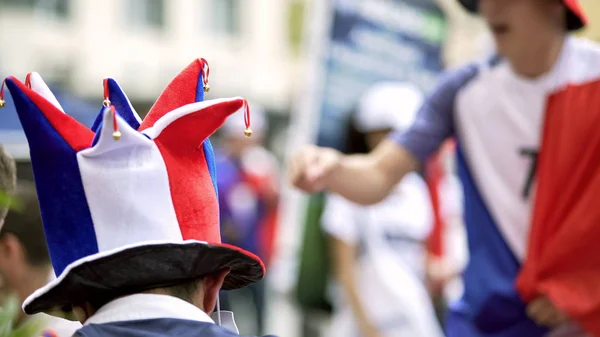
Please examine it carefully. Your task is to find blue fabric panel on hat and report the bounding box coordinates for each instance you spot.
[91,120,103,147]
[203,139,219,200]
[6,81,100,276]
[195,69,218,200]
[91,79,140,132]
[107,78,141,130]
[195,70,205,103]
[90,106,104,133]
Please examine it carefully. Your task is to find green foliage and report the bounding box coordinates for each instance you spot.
[0,295,44,337]
[295,192,332,313]
[288,0,306,57]
[0,190,23,213]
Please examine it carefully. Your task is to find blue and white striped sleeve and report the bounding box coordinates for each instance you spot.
[390,65,479,165]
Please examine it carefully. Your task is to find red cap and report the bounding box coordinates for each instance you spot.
[457,0,587,31]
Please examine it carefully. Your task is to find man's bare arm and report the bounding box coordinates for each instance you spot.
[289,67,473,205]
[328,140,419,205]
[289,140,419,205]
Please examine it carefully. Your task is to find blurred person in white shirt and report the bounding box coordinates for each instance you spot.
[215,103,280,335]
[321,83,444,337]
[0,181,81,337]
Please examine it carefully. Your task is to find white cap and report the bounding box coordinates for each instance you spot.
[355,82,424,133]
[221,101,267,138]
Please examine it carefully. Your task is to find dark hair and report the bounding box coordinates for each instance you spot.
[343,109,370,156]
[343,109,393,155]
[0,181,50,267]
[0,145,17,220]
[86,277,204,311]
[166,279,203,302]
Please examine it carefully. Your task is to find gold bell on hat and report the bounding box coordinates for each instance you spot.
[108,105,121,141]
[204,84,210,93]
[0,99,5,109]
[244,128,253,137]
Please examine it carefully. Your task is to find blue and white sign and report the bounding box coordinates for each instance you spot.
[317,0,446,148]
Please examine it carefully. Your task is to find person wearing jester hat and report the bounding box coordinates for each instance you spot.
[0,59,277,337]
[290,0,600,336]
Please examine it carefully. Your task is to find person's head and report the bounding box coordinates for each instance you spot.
[346,82,423,154]
[0,145,16,225]
[6,64,266,325]
[219,102,267,157]
[0,181,50,304]
[73,268,230,323]
[460,0,585,59]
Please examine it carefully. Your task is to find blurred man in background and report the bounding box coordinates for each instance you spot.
[289,0,596,336]
[0,181,81,337]
[0,145,16,224]
[322,82,444,337]
[0,143,17,305]
[216,104,280,335]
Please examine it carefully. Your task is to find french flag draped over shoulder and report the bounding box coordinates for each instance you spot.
[516,79,600,335]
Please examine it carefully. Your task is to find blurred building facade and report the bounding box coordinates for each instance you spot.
[0,0,305,113]
[579,0,600,41]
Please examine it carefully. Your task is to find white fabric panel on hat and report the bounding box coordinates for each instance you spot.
[77,109,182,252]
[28,72,65,113]
[142,97,246,140]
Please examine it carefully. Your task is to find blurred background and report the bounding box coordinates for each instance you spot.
[0,0,598,336]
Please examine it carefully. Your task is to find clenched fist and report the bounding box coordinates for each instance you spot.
[287,145,342,193]
[527,296,569,328]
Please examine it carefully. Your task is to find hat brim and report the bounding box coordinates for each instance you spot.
[23,240,265,316]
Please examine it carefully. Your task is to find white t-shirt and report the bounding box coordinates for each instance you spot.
[392,36,600,335]
[322,173,443,337]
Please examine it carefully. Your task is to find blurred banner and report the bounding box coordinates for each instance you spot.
[275,0,448,295]
[274,2,447,337]
[316,0,446,149]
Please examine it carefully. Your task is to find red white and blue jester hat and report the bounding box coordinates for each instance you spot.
[0,59,265,317]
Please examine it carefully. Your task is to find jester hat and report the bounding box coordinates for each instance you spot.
[2,59,265,317]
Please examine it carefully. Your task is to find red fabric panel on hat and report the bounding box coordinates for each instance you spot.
[8,77,93,151]
[516,78,600,335]
[155,139,220,242]
[153,99,245,243]
[139,59,202,131]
